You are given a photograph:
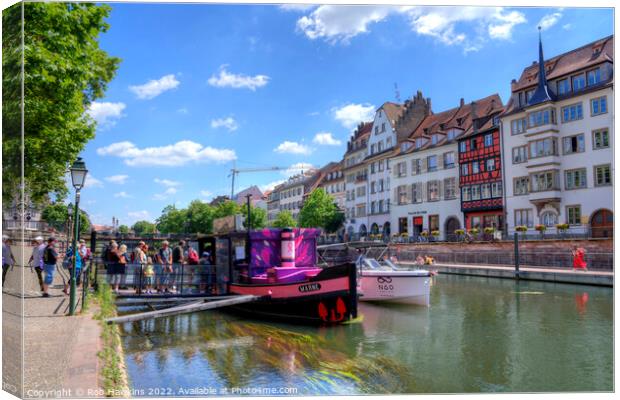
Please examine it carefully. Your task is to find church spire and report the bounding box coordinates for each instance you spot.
[528,26,555,106]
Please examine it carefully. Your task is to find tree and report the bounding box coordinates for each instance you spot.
[2,3,120,205]
[239,203,267,229]
[271,211,297,229]
[118,225,129,234]
[325,210,346,234]
[132,220,156,236]
[213,200,240,219]
[156,205,188,234]
[186,200,215,233]
[298,189,342,233]
[41,202,90,235]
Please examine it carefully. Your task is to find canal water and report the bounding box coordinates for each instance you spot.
[118,275,613,395]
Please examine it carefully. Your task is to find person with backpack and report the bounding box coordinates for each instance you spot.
[42,237,59,297]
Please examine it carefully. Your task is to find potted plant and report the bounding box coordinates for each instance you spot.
[420,230,429,242]
[467,228,479,239]
[535,224,547,238]
[431,230,440,241]
[399,232,408,243]
[454,228,465,242]
[555,223,569,238]
[515,225,528,238]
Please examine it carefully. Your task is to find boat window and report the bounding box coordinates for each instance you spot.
[363,259,382,269]
[383,259,399,270]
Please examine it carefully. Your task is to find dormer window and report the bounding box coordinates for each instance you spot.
[587,68,601,86]
[431,134,440,145]
[557,78,570,95]
[492,116,500,126]
[400,142,412,152]
[415,138,426,149]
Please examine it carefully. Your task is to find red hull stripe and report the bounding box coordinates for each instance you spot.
[230,277,350,299]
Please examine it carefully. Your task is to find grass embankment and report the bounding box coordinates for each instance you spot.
[94,283,130,397]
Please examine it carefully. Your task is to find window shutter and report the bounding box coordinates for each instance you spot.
[393,187,399,203]
[437,180,443,199]
[421,158,427,173]
[438,154,444,170]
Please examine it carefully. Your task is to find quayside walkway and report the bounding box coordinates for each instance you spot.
[401,261,613,287]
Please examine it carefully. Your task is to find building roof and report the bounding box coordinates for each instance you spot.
[233,185,264,204]
[345,121,372,155]
[511,35,613,93]
[209,195,230,206]
[380,102,404,125]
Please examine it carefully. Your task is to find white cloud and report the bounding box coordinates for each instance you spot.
[164,187,177,195]
[154,178,181,187]
[113,191,132,198]
[211,117,239,132]
[313,132,342,146]
[208,65,270,91]
[105,175,129,185]
[332,103,375,129]
[487,10,527,40]
[562,23,572,30]
[279,4,316,12]
[128,210,151,220]
[260,179,287,192]
[86,102,126,128]
[152,193,167,201]
[177,108,189,115]
[200,190,213,199]
[296,5,394,44]
[274,141,313,155]
[281,162,315,177]
[96,140,236,167]
[129,74,180,99]
[84,175,103,188]
[538,12,562,31]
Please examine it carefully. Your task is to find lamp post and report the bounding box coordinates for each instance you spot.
[69,157,88,316]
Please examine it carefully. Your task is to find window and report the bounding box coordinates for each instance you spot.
[386,137,392,148]
[370,162,376,174]
[459,141,467,152]
[374,126,379,135]
[591,96,607,116]
[461,163,469,176]
[397,185,408,205]
[594,164,611,186]
[491,181,503,197]
[357,186,366,197]
[371,144,376,154]
[512,146,528,164]
[444,178,456,199]
[565,168,587,190]
[378,141,384,152]
[561,103,583,122]
[587,68,601,86]
[429,215,439,232]
[562,134,585,155]
[416,138,426,148]
[427,180,439,201]
[529,137,557,158]
[396,162,407,177]
[370,181,376,194]
[486,158,496,171]
[411,159,421,175]
[471,185,480,200]
[518,92,525,107]
[370,201,376,214]
[481,183,491,199]
[471,161,479,174]
[484,134,493,147]
[448,129,460,140]
[528,108,554,127]
[540,211,558,227]
[431,134,439,145]
[593,128,610,150]
[514,176,529,195]
[526,89,535,103]
[566,205,581,225]
[381,123,386,132]
[378,160,384,172]
[411,183,423,203]
[572,74,586,92]
[462,186,471,201]
[511,118,527,135]
[400,142,412,152]
[515,209,534,228]
[378,179,384,192]
[557,78,570,95]
[443,152,455,169]
[530,170,559,192]
[427,155,438,172]
[470,138,477,150]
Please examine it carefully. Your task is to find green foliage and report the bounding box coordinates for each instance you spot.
[239,203,267,229]
[41,202,90,235]
[271,210,297,229]
[156,205,188,234]
[118,225,129,234]
[213,200,240,219]
[155,199,244,234]
[186,200,215,233]
[2,3,120,205]
[131,220,156,236]
[298,189,343,233]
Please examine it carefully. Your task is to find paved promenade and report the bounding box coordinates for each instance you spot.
[401,261,613,286]
[2,244,101,398]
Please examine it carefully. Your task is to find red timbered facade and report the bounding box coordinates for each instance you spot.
[458,115,504,230]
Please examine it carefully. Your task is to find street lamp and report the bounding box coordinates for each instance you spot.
[69,157,88,316]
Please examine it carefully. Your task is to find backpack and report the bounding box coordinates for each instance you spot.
[187,247,199,265]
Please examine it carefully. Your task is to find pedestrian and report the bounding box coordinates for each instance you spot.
[156,241,172,293]
[63,245,82,295]
[28,236,46,291]
[143,256,155,294]
[133,242,147,294]
[119,244,129,289]
[572,246,588,271]
[42,237,59,297]
[107,242,123,293]
[172,240,185,293]
[2,235,16,287]
[198,251,212,293]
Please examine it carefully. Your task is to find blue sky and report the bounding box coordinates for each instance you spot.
[79,4,613,226]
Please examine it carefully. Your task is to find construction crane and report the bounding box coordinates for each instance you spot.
[228,163,308,199]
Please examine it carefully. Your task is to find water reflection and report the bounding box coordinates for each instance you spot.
[119,275,613,394]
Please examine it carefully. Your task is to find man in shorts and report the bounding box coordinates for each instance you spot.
[156,241,172,292]
[42,237,59,297]
[28,236,46,292]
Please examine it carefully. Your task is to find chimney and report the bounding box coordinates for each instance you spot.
[426,98,432,115]
[460,98,465,107]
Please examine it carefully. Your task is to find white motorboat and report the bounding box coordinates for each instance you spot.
[357,257,431,306]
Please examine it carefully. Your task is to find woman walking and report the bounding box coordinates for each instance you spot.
[108,242,122,293]
[572,246,588,271]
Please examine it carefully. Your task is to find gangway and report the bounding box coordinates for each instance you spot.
[105,295,263,324]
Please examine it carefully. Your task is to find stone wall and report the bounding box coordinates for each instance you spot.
[382,238,613,270]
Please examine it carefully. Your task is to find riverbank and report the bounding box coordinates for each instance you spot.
[401,261,613,287]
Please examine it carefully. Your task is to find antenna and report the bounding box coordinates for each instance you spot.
[394,82,401,103]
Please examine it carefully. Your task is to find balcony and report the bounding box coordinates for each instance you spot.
[524,124,559,137]
[526,155,561,168]
[528,190,562,204]
[355,175,368,183]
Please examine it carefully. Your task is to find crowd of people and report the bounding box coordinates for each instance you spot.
[100,239,218,295]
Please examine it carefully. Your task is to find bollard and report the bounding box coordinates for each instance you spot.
[514,232,520,279]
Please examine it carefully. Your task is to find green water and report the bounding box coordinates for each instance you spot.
[118,275,613,395]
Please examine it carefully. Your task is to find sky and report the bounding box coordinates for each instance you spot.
[78,3,613,226]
